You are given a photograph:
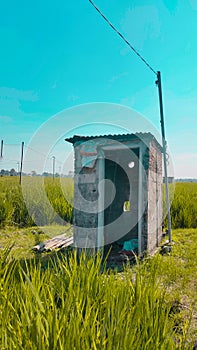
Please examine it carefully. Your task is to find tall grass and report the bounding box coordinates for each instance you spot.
[170,183,197,228]
[163,183,197,229]
[0,249,189,350]
[0,177,73,227]
[0,177,196,229]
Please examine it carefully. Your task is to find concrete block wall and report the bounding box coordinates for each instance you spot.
[147,140,163,252]
[73,145,98,249]
[71,135,163,255]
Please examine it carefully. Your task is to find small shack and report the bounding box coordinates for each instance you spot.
[65,132,163,256]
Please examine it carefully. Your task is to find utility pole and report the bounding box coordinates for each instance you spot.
[156,71,172,243]
[52,156,55,180]
[17,162,20,174]
[0,140,3,158]
[58,166,61,177]
[19,142,24,185]
[89,0,172,244]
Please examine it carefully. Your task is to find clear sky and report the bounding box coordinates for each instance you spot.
[0,0,196,177]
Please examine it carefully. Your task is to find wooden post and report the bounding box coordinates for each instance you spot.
[52,156,55,180]
[19,142,24,185]
[0,140,3,158]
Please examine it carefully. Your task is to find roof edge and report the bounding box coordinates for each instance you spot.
[65,132,162,152]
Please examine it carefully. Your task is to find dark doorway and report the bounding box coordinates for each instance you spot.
[104,147,139,247]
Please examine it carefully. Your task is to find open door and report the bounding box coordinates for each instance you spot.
[104,147,139,251]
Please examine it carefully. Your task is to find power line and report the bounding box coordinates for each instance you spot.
[0,159,45,163]
[4,143,21,146]
[25,145,46,157]
[2,143,64,166]
[88,0,157,75]
[25,145,53,160]
[25,145,64,165]
[0,161,19,164]
[88,1,172,243]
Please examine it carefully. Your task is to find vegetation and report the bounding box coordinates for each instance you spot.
[0,177,196,229]
[0,225,73,260]
[0,176,196,348]
[162,182,197,229]
[0,176,73,227]
[169,183,197,228]
[0,229,196,349]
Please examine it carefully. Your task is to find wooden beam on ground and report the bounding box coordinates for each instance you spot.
[33,234,73,253]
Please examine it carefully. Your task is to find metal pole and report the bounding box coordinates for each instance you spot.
[52,156,55,180]
[156,71,172,243]
[17,162,20,174]
[19,142,24,185]
[0,140,3,158]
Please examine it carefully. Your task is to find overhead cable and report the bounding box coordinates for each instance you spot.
[88,0,157,75]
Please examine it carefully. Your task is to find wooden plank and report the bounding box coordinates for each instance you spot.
[33,235,73,253]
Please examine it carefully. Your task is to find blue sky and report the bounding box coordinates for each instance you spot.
[0,0,196,177]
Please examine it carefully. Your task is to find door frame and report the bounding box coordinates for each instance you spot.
[97,143,143,255]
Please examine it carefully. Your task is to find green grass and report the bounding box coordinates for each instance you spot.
[163,182,197,229]
[154,229,197,344]
[0,228,196,349]
[0,178,196,348]
[0,176,73,228]
[0,177,196,229]
[0,224,73,259]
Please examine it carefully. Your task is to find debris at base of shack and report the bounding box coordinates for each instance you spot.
[33,234,73,253]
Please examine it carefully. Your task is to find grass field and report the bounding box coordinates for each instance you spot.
[0,176,73,227]
[0,176,196,229]
[0,177,196,349]
[0,228,196,349]
[163,182,197,229]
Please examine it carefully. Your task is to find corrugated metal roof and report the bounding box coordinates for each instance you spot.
[65,132,162,151]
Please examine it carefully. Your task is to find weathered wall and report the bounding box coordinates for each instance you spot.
[72,136,163,255]
[73,145,98,249]
[147,140,163,252]
[141,145,149,252]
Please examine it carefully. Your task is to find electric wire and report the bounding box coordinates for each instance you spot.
[25,145,63,165]
[0,143,64,173]
[4,143,21,146]
[88,0,157,75]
